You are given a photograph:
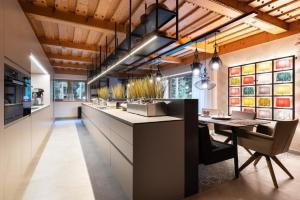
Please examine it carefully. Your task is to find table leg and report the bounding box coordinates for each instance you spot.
[232,127,239,178]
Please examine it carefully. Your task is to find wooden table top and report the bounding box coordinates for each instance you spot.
[198,115,270,127]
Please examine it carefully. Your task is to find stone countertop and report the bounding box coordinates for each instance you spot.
[82,103,183,126]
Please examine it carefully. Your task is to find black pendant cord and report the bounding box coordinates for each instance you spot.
[129,0,132,51]
[100,46,102,73]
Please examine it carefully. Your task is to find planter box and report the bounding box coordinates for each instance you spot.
[127,102,167,117]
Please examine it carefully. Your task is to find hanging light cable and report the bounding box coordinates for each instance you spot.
[195,38,216,90]
[191,42,201,77]
[209,32,223,71]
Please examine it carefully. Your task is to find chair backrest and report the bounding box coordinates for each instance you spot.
[231,111,256,120]
[271,119,299,155]
[198,125,212,163]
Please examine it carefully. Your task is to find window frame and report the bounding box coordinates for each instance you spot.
[53,79,87,102]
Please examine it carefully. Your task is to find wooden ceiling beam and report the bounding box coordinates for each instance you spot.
[53,66,88,70]
[39,37,111,53]
[266,0,300,14]
[47,53,92,63]
[51,62,88,69]
[19,1,126,35]
[276,7,300,18]
[54,68,88,75]
[212,0,289,31]
[219,20,300,55]
[255,0,278,10]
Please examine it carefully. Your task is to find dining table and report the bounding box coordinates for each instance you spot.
[198,115,270,178]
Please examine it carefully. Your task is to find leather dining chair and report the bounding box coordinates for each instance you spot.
[238,119,299,188]
[198,124,238,178]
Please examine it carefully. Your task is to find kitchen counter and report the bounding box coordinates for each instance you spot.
[31,104,50,113]
[81,102,185,200]
[82,102,183,126]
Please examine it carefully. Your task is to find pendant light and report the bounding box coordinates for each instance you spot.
[155,63,162,81]
[194,38,216,90]
[191,43,201,77]
[209,33,223,71]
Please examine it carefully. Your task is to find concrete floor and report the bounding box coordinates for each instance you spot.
[21,119,300,200]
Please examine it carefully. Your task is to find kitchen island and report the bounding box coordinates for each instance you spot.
[82,103,185,200]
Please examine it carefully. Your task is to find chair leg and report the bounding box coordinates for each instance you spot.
[239,152,260,172]
[271,156,294,179]
[244,147,253,155]
[265,156,278,188]
[253,156,262,166]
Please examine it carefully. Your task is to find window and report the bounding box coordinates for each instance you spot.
[169,75,192,99]
[54,80,86,101]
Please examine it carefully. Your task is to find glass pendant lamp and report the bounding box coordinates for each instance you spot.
[194,38,216,90]
[191,43,201,77]
[209,33,223,71]
[155,64,162,81]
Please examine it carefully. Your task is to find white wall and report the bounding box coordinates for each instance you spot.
[54,102,82,118]
[54,74,87,81]
[1,0,54,199]
[31,74,51,106]
[217,33,300,151]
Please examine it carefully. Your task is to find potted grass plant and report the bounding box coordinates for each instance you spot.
[127,76,167,116]
[108,84,126,108]
[97,87,109,106]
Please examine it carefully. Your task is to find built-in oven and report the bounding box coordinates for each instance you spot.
[4,64,31,125]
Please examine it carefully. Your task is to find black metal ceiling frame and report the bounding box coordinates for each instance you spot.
[88,0,179,83]
[127,11,258,72]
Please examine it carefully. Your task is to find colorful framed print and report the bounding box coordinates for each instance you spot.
[230,77,241,86]
[242,86,255,96]
[242,107,255,113]
[274,57,293,71]
[242,75,255,85]
[257,108,272,120]
[229,106,241,115]
[274,70,293,83]
[242,64,255,75]
[257,97,272,107]
[274,84,293,96]
[229,67,241,77]
[274,109,293,121]
[230,97,241,106]
[229,87,241,96]
[256,73,272,85]
[274,97,293,108]
[256,61,272,73]
[242,97,255,107]
[257,85,272,96]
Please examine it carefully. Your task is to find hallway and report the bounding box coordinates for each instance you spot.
[21,120,95,200]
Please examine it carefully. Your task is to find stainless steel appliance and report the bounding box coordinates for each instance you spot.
[32,88,44,106]
[4,64,31,124]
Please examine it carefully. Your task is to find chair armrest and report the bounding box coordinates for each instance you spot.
[238,129,274,140]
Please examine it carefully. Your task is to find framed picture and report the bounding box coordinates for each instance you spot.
[274,57,293,71]
[274,70,293,83]
[242,75,255,85]
[256,61,272,73]
[256,85,272,96]
[257,97,272,107]
[274,109,293,120]
[242,64,255,75]
[229,87,241,96]
[228,56,295,120]
[229,67,241,77]
[256,73,272,85]
[274,97,293,108]
[257,108,272,120]
[242,86,255,96]
[274,84,293,96]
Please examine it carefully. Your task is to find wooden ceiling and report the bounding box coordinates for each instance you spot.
[19,0,300,76]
